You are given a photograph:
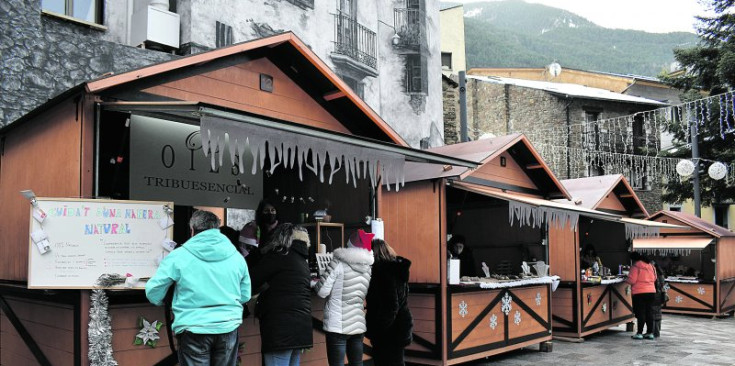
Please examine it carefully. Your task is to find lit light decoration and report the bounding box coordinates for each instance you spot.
[514,310,522,325]
[697,287,706,295]
[676,159,695,177]
[535,292,542,306]
[501,292,513,316]
[458,300,468,318]
[490,314,498,330]
[708,162,728,180]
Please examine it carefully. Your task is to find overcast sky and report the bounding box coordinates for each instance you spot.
[452,0,712,33]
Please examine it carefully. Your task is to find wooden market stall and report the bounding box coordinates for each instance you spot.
[0,33,474,366]
[634,210,735,316]
[547,174,660,339]
[379,134,626,365]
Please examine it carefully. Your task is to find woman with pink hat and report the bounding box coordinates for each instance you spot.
[315,229,375,366]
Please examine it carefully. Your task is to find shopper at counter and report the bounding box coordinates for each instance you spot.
[250,223,313,366]
[239,199,280,268]
[146,210,251,366]
[449,235,477,277]
[315,229,375,366]
[626,252,656,340]
[366,239,413,366]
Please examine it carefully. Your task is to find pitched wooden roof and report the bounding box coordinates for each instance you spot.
[557,174,649,217]
[403,133,570,199]
[649,210,735,238]
[85,32,406,145]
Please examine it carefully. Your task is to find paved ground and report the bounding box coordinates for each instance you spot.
[464,314,735,365]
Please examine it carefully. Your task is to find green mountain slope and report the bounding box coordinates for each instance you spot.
[446,1,699,76]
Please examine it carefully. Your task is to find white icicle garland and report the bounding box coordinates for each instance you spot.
[507,200,579,230]
[624,223,660,240]
[200,116,406,191]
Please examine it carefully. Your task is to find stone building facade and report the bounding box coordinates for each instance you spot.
[1,0,443,148]
[444,75,665,211]
[442,74,459,144]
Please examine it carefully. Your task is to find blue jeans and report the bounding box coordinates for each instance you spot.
[325,332,364,366]
[262,349,301,366]
[176,329,239,366]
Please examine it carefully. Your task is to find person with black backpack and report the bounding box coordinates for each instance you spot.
[651,260,669,338]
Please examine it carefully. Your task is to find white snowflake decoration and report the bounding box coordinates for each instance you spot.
[514,310,522,325]
[675,295,683,304]
[489,314,498,330]
[535,292,542,306]
[697,287,706,295]
[601,303,607,314]
[501,292,513,315]
[625,285,631,296]
[459,300,469,318]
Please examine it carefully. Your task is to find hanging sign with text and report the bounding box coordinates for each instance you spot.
[129,115,262,208]
[28,198,174,289]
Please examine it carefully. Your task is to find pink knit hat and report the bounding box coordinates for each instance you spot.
[347,229,374,251]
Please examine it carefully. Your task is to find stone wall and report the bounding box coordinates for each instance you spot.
[0,1,178,127]
[443,76,459,145]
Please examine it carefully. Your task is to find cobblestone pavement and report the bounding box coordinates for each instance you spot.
[464,314,735,365]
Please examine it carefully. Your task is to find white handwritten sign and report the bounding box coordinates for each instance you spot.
[28,198,173,289]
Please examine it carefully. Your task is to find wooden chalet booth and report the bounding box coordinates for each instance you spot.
[548,174,675,339]
[379,134,623,365]
[634,210,735,316]
[0,33,474,366]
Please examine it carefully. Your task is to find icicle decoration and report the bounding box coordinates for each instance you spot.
[200,116,406,190]
[637,248,693,256]
[624,223,659,240]
[507,200,580,230]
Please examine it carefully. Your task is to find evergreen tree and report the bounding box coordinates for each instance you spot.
[660,0,735,206]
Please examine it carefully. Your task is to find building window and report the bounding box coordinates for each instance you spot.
[405,54,426,94]
[42,0,102,24]
[668,205,682,212]
[715,205,729,228]
[441,52,452,70]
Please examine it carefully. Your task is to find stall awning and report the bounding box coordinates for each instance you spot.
[101,102,478,191]
[620,217,689,240]
[633,237,714,256]
[452,181,620,231]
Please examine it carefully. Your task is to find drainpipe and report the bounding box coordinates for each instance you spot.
[459,71,468,142]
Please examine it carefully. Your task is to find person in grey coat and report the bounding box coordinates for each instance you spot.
[315,229,375,366]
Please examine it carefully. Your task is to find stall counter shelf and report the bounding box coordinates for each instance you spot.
[440,280,553,363]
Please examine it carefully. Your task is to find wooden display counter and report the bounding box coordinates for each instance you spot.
[552,280,633,338]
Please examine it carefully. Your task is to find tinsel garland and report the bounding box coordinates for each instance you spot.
[88,288,118,366]
[88,274,126,366]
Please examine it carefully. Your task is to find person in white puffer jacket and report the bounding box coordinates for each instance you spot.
[315,229,375,366]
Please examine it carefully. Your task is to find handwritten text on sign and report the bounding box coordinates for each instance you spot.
[28,199,172,289]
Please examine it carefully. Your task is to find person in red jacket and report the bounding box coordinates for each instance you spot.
[626,252,657,340]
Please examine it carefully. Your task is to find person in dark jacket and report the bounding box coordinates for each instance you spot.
[651,260,668,338]
[250,223,313,366]
[365,239,413,366]
[448,235,477,277]
[239,200,280,268]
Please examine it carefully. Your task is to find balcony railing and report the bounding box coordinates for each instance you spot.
[333,12,377,70]
[394,8,423,49]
